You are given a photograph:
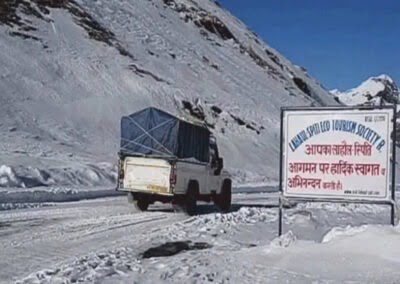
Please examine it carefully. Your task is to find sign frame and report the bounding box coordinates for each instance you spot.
[278,105,397,236]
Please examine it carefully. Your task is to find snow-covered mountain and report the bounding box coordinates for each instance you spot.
[331,75,399,106]
[0,0,338,187]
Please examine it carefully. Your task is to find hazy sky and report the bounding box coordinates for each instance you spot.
[218,0,399,90]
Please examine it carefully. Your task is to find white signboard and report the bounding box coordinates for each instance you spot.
[282,108,393,201]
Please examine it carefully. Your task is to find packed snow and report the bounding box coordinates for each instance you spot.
[0,192,397,283]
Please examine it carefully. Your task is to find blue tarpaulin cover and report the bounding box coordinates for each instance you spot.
[120,107,210,163]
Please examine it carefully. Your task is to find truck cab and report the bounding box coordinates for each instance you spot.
[116,107,231,215]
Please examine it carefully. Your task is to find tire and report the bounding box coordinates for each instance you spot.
[215,180,231,212]
[134,198,149,211]
[127,193,149,211]
[184,182,199,216]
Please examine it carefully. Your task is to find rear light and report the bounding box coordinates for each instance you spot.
[170,164,177,187]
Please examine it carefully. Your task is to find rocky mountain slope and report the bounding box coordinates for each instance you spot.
[0,0,338,186]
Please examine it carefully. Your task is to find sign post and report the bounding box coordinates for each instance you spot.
[279,106,396,236]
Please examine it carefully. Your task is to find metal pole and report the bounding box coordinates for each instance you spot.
[278,108,285,236]
[278,196,283,236]
[391,202,395,226]
[391,104,397,226]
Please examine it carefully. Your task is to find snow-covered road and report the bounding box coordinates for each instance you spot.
[1,190,400,283]
[0,196,185,282]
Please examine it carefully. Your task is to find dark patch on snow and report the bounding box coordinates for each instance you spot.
[211,105,222,115]
[246,47,268,69]
[181,100,206,121]
[240,45,285,82]
[211,63,219,70]
[0,221,11,228]
[292,77,326,105]
[9,30,41,41]
[230,113,245,126]
[147,50,157,57]
[206,122,215,129]
[199,29,208,37]
[265,48,284,70]
[293,77,311,97]
[141,241,212,259]
[229,113,263,135]
[202,56,219,71]
[194,15,236,41]
[245,123,260,134]
[128,64,168,83]
[163,0,236,42]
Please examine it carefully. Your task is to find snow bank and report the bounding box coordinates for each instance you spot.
[17,220,400,283]
[0,187,122,206]
[16,247,139,284]
[0,163,120,205]
[270,230,297,248]
[321,225,369,243]
[0,163,117,188]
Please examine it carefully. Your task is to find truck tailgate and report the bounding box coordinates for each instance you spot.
[123,157,171,194]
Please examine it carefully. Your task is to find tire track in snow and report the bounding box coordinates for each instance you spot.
[0,197,186,282]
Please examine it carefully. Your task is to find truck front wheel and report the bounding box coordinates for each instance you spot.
[184,185,198,216]
[215,180,232,212]
[174,182,198,216]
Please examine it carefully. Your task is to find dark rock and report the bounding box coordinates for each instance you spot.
[265,48,283,70]
[128,64,167,83]
[230,114,245,126]
[293,77,311,97]
[195,15,236,41]
[211,105,222,115]
[181,100,206,121]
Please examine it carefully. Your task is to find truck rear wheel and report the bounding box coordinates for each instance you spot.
[127,193,149,211]
[134,198,149,211]
[215,180,231,212]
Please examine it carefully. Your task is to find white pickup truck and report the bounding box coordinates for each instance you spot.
[116,107,232,215]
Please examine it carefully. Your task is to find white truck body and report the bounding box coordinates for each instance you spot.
[120,156,230,197]
[117,107,231,214]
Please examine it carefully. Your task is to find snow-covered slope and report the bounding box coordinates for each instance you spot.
[331,75,399,106]
[0,0,338,186]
